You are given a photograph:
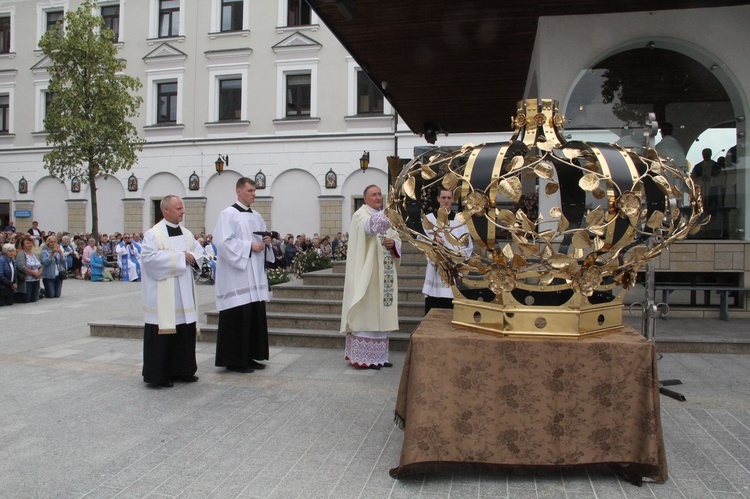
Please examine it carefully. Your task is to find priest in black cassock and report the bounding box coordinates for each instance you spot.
[213,177,275,373]
[141,195,204,387]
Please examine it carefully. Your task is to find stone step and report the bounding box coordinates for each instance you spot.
[88,321,412,351]
[264,298,425,317]
[330,260,427,275]
[302,272,425,288]
[204,310,420,332]
[270,283,426,302]
[88,319,750,354]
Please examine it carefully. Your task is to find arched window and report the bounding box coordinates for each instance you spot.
[565,48,739,240]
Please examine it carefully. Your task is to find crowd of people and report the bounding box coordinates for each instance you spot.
[275,231,347,270]
[0,223,150,305]
[0,218,349,307]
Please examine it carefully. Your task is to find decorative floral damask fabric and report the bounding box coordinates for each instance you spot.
[391,310,667,483]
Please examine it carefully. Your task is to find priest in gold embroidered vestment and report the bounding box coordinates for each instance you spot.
[340,185,401,369]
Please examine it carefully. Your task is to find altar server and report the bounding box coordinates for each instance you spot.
[214,177,275,373]
[422,189,473,313]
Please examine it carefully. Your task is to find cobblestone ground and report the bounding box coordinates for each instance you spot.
[0,279,748,498]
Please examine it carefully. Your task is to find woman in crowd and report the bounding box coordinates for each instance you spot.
[271,237,284,269]
[100,234,115,261]
[89,246,113,282]
[82,237,97,273]
[61,235,83,279]
[0,243,17,306]
[75,239,86,279]
[283,234,298,270]
[320,236,333,258]
[41,235,66,298]
[15,235,42,303]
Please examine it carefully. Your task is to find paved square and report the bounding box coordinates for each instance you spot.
[0,279,748,498]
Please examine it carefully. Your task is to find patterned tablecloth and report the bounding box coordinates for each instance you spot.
[391,309,667,484]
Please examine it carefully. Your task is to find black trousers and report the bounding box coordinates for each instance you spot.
[142,322,198,384]
[425,296,453,315]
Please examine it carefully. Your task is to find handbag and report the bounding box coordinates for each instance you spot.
[58,260,68,280]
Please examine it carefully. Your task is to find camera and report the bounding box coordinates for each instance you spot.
[253,231,280,240]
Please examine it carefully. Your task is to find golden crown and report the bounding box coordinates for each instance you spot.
[387,98,707,338]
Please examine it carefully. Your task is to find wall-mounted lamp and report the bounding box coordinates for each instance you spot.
[646,41,655,49]
[215,154,229,175]
[18,176,27,194]
[709,64,718,71]
[359,151,370,172]
[189,171,200,191]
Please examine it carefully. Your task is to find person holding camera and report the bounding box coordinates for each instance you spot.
[213,177,275,373]
[116,233,142,282]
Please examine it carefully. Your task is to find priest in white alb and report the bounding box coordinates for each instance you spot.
[214,177,275,373]
[116,232,142,282]
[140,195,204,388]
[340,184,401,369]
[422,189,473,314]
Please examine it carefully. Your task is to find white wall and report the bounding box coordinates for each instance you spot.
[32,176,68,233]
[84,175,126,235]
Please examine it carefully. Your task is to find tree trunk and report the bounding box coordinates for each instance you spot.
[88,165,99,240]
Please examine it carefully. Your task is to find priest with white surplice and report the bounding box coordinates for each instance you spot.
[340,185,401,370]
[214,177,275,373]
[140,195,204,388]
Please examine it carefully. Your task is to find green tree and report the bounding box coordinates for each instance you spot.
[40,0,144,238]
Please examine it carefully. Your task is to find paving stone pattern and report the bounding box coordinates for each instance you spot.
[0,279,748,498]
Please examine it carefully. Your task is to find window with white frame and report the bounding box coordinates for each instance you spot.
[37,89,57,131]
[101,4,120,42]
[157,81,177,123]
[277,0,317,28]
[218,77,242,121]
[46,9,63,34]
[356,70,384,115]
[220,0,243,32]
[0,16,10,54]
[158,0,179,38]
[286,73,310,118]
[287,0,311,27]
[0,95,8,132]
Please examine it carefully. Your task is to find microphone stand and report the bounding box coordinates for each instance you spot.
[637,242,686,402]
[631,113,685,402]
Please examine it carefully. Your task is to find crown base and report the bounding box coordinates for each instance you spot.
[451,298,625,339]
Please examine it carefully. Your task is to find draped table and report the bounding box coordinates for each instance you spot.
[390,309,667,484]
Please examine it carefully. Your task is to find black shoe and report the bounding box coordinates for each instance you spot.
[367,364,381,370]
[226,366,254,373]
[175,375,199,382]
[383,362,393,368]
[248,360,266,370]
[146,380,173,388]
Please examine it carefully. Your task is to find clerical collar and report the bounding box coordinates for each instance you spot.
[164,220,182,236]
[233,202,253,213]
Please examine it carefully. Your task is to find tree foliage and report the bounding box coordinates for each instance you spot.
[39,0,144,236]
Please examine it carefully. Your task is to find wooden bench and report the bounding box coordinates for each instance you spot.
[654,285,750,321]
